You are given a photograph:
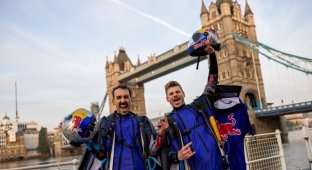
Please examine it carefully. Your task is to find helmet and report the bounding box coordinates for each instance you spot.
[61,108,97,144]
[188,28,220,57]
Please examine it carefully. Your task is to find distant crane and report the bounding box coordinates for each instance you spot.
[97,91,108,120]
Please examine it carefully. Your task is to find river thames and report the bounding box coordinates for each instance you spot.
[0,129,310,170]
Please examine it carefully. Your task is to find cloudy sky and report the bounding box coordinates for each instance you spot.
[1,0,312,131]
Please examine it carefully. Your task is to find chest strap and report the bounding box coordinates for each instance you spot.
[181,122,206,136]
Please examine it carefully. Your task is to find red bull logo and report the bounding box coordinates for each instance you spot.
[217,113,241,140]
[72,115,83,130]
[193,38,213,49]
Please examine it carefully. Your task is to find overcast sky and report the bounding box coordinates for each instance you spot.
[1,0,312,131]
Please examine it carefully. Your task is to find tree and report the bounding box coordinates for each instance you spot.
[37,127,51,157]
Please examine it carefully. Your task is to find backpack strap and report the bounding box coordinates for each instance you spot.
[166,112,191,170]
[134,114,160,170]
[136,115,148,158]
[103,113,117,170]
[134,114,156,157]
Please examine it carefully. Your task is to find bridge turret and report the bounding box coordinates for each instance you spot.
[200,0,209,29]
[232,1,242,21]
[244,0,256,41]
[219,0,234,36]
[105,47,147,115]
[114,47,133,71]
[113,60,120,72]
[218,0,232,15]
[197,0,278,134]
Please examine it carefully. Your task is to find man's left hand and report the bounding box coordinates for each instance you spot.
[157,116,169,136]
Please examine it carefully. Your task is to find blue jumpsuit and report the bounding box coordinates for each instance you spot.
[167,52,224,170]
[85,112,157,170]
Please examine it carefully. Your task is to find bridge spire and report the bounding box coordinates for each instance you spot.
[244,0,253,17]
[200,0,208,16]
[137,55,141,66]
[200,0,209,28]
[244,0,253,16]
[105,56,109,68]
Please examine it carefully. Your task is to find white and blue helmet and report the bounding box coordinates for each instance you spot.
[188,28,220,56]
[61,108,96,144]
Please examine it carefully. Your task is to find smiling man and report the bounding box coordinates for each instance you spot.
[79,85,168,170]
[164,45,226,170]
[113,86,132,114]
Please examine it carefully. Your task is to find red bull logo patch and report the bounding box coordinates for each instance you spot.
[193,38,213,50]
[72,115,83,129]
[217,113,241,140]
[70,109,88,132]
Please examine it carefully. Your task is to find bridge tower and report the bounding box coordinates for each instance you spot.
[200,0,281,133]
[105,47,146,115]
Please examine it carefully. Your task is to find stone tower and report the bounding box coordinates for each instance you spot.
[105,47,146,115]
[200,0,280,133]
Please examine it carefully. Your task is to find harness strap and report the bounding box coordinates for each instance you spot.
[181,122,206,136]
[100,158,109,170]
[114,136,137,148]
[146,156,158,170]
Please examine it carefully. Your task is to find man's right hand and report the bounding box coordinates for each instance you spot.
[177,142,196,160]
[204,45,215,56]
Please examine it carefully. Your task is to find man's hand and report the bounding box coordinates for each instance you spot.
[204,45,215,56]
[157,115,169,136]
[177,142,196,160]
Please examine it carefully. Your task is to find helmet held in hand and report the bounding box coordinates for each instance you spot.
[188,28,220,57]
[61,108,96,144]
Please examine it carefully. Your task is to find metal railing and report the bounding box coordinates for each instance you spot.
[255,101,312,117]
[302,126,312,169]
[5,159,79,170]
[244,129,286,170]
[6,130,290,170]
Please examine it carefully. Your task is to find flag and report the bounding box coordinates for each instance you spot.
[213,99,253,170]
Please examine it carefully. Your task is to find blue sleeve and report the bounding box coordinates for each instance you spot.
[204,52,218,96]
[85,117,110,160]
[191,94,214,118]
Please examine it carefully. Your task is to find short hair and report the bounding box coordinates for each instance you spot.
[112,85,132,98]
[164,81,184,94]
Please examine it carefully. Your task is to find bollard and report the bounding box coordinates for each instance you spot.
[72,159,80,170]
[302,126,312,170]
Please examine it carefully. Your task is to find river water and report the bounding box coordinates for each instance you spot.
[0,155,81,170]
[0,130,310,170]
[283,130,309,170]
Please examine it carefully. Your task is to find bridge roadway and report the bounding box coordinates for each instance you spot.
[255,101,312,117]
[117,41,208,84]
[116,36,312,118]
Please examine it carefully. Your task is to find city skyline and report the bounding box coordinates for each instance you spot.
[1,0,312,131]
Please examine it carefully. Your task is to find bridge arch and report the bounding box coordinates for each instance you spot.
[244,91,259,109]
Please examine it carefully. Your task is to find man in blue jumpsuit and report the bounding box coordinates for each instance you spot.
[164,45,224,170]
[82,85,168,170]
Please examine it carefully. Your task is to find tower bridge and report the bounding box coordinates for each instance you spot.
[105,0,312,134]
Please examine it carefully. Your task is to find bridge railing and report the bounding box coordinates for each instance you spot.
[244,129,286,170]
[254,101,312,117]
[7,130,288,170]
[5,159,79,170]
